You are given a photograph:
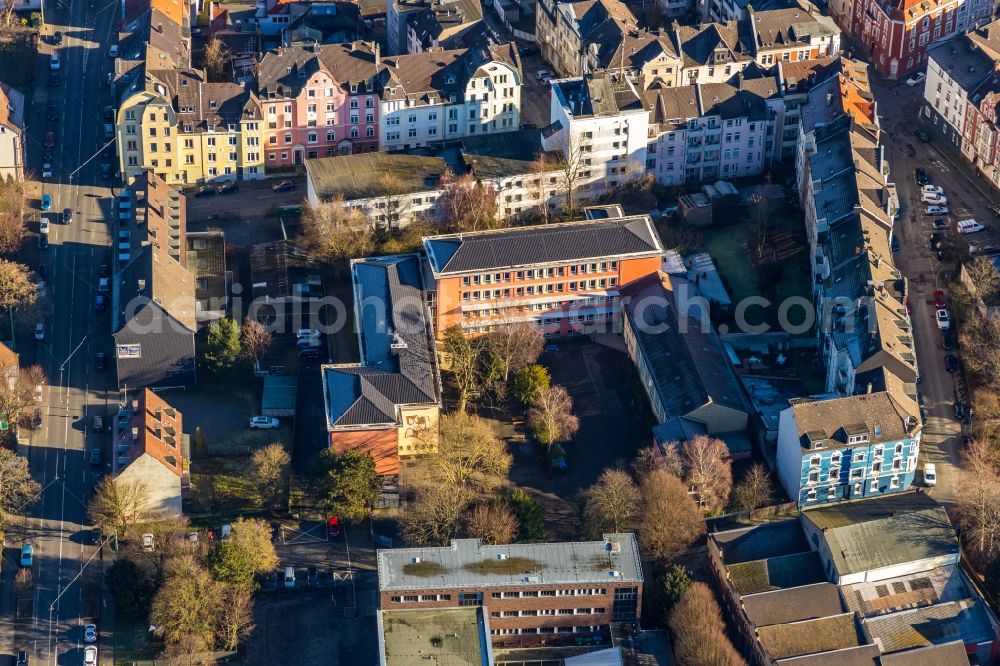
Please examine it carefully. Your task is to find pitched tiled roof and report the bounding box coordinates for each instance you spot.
[742,583,846,627]
[773,644,881,666]
[149,69,261,129]
[618,272,747,419]
[877,641,973,666]
[757,613,866,660]
[423,216,661,274]
[119,388,184,477]
[802,493,958,577]
[323,254,438,429]
[0,84,25,132]
[789,391,919,452]
[673,21,753,67]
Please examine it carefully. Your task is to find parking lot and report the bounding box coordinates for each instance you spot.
[508,342,652,539]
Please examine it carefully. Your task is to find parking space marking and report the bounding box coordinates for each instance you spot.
[280,522,329,546]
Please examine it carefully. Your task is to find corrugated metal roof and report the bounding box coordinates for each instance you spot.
[377,534,642,591]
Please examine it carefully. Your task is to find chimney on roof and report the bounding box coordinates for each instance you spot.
[374,41,380,67]
[157,22,163,32]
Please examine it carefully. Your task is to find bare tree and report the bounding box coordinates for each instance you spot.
[637,469,705,563]
[582,468,639,537]
[416,411,512,497]
[150,555,223,655]
[367,173,412,233]
[240,318,273,366]
[528,385,579,451]
[966,255,1000,303]
[668,582,746,666]
[678,436,733,513]
[249,442,290,515]
[88,477,150,539]
[0,259,36,309]
[300,196,375,263]
[0,0,18,43]
[202,38,229,81]
[400,481,472,546]
[0,447,40,523]
[557,134,586,218]
[734,463,772,515]
[465,501,519,544]
[442,325,481,412]
[632,445,683,480]
[217,585,255,651]
[0,179,25,255]
[960,313,1000,390]
[0,363,46,434]
[480,323,544,384]
[957,439,1000,562]
[436,171,500,232]
[748,193,772,263]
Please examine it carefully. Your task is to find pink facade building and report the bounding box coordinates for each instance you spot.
[258,41,381,167]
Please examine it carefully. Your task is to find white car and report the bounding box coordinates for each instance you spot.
[34,322,45,340]
[534,69,552,82]
[49,54,60,70]
[921,184,944,195]
[41,163,53,178]
[296,328,321,339]
[936,308,951,331]
[107,44,118,57]
[249,416,279,429]
[921,193,947,205]
[906,71,926,86]
[926,205,949,215]
[923,462,937,486]
[84,623,97,643]
[39,218,50,235]
[84,645,98,666]
[958,218,986,234]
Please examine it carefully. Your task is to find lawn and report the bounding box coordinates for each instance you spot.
[113,618,157,665]
[187,455,267,524]
[0,38,35,93]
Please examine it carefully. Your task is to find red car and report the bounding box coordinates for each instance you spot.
[933,290,947,309]
[327,516,341,538]
[44,131,55,149]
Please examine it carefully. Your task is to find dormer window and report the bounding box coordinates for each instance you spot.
[446,74,456,85]
[848,434,869,444]
[207,124,215,132]
[811,439,825,449]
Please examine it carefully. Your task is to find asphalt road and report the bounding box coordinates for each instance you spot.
[3,0,119,662]
[873,76,995,506]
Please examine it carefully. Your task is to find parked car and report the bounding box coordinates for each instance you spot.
[891,235,901,252]
[933,218,949,230]
[926,205,949,215]
[936,308,951,330]
[39,217,50,235]
[90,447,101,465]
[534,69,552,81]
[922,184,944,195]
[915,128,930,143]
[284,566,295,588]
[194,185,216,197]
[945,354,961,373]
[915,168,930,185]
[141,533,155,552]
[83,624,97,643]
[942,332,956,350]
[923,463,937,486]
[107,44,119,57]
[44,131,55,149]
[40,194,52,211]
[41,163,53,179]
[34,322,45,340]
[929,232,944,250]
[921,193,947,206]
[94,294,107,312]
[83,645,97,666]
[98,263,110,278]
[218,182,238,194]
[272,180,295,192]
[969,241,1000,256]
[906,71,926,86]
[327,516,341,538]
[49,54,60,70]
[933,290,947,308]
[62,208,72,224]
[20,544,32,567]
[94,352,107,371]
[954,401,968,422]
[38,234,48,250]
[52,31,62,44]
[296,328,321,339]
[249,416,279,429]
[958,219,986,234]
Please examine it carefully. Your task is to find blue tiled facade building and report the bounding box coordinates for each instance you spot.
[777,392,922,507]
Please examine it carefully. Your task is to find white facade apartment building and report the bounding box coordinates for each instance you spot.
[922,22,1000,149]
[543,73,650,197]
[643,77,784,185]
[0,84,25,181]
[379,44,522,151]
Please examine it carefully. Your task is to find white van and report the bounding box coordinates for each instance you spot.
[49,54,60,70]
[958,219,985,234]
[283,566,295,588]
